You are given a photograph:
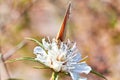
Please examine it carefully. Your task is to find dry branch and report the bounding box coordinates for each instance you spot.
[3,40,27,61]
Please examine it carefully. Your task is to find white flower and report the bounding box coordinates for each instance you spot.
[33,38,91,80]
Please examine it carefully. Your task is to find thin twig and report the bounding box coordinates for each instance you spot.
[0,40,27,80]
[0,54,10,80]
[3,40,27,61]
[0,1,38,80]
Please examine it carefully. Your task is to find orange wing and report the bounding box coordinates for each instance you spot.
[56,2,71,41]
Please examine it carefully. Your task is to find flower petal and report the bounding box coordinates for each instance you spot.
[71,52,82,62]
[69,71,87,80]
[70,43,77,51]
[60,42,68,52]
[42,38,51,50]
[34,46,47,56]
[69,71,80,80]
[51,38,58,52]
[35,54,46,62]
[67,52,81,63]
[71,62,91,74]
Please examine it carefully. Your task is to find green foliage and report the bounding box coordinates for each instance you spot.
[51,72,59,80]
[7,78,23,80]
[91,69,107,80]
[108,11,117,28]
[26,37,44,49]
[13,0,31,9]
[33,66,49,69]
[6,57,38,63]
[7,78,22,80]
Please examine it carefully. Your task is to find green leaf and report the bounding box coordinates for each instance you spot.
[33,66,49,69]
[6,57,38,63]
[91,69,107,80]
[7,78,22,80]
[0,54,2,58]
[80,56,88,62]
[26,37,44,49]
[51,72,59,80]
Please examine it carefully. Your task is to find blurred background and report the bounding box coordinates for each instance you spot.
[0,0,120,80]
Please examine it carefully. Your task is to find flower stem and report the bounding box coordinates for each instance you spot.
[50,72,59,80]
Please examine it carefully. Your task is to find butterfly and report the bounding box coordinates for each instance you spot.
[56,2,71,41]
